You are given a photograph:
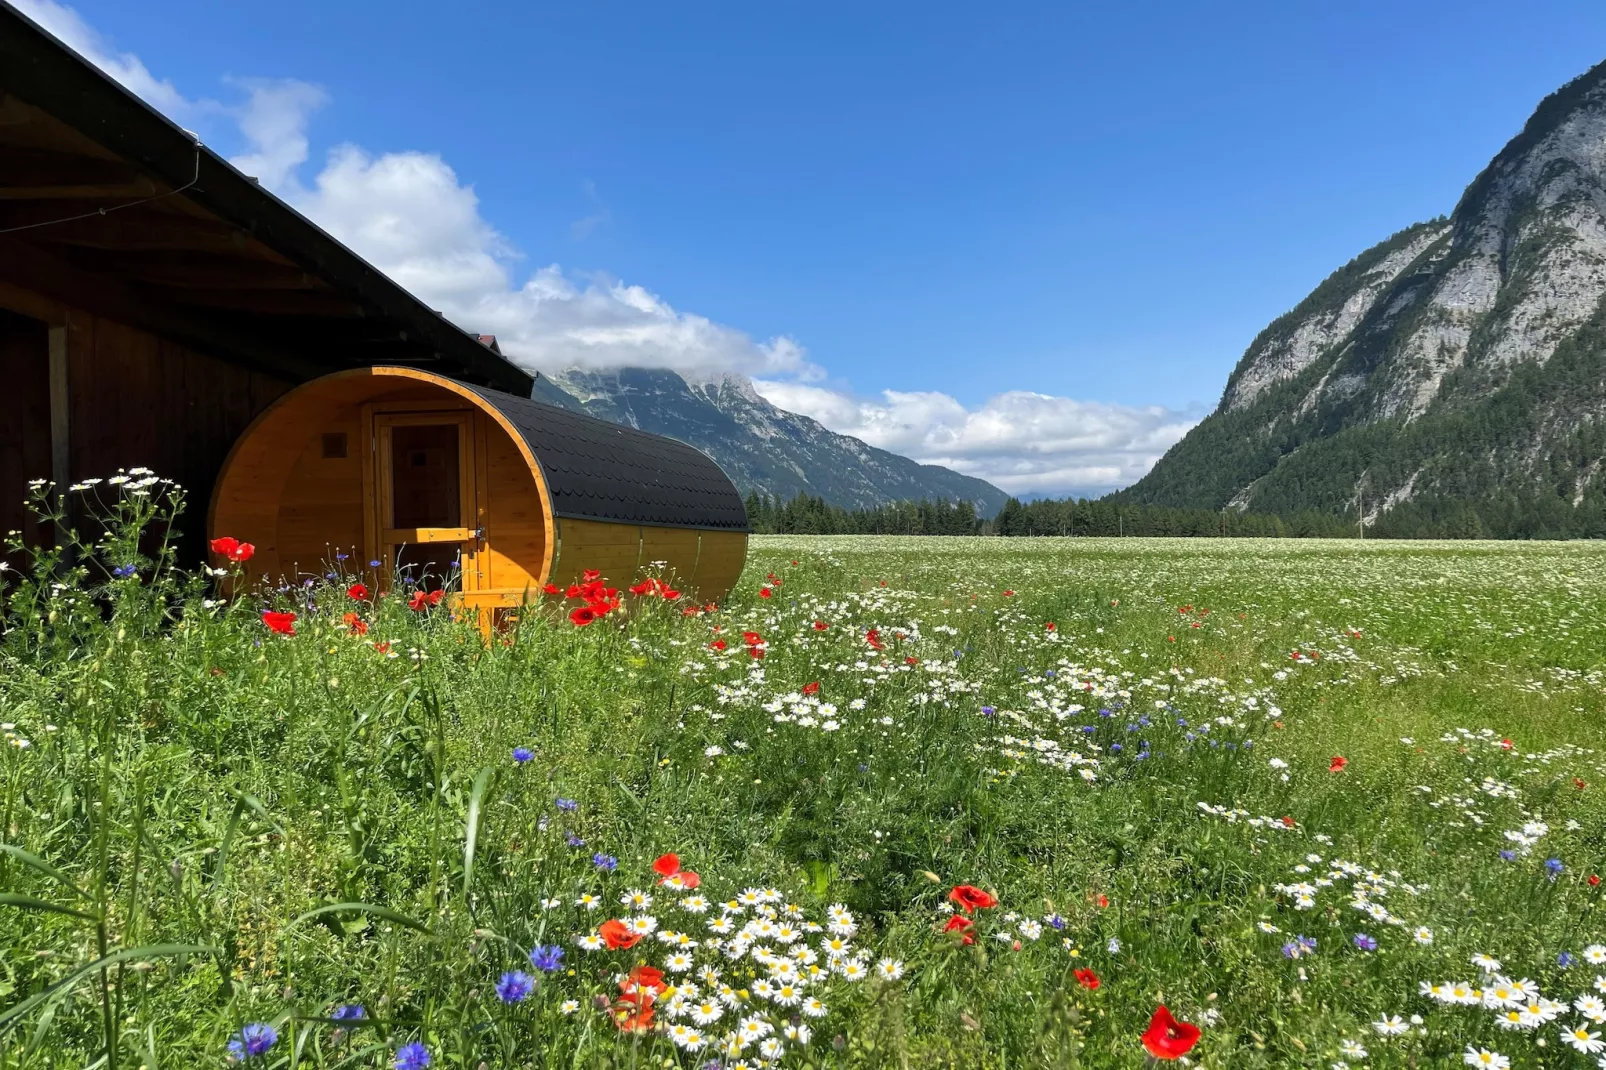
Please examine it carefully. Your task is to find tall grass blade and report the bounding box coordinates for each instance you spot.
[463,766,495,901]
[0,844,86,899]
[0,892,100,923]
[0,944,215,1039]
[285,903,432,936]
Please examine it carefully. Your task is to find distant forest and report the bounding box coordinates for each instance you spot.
[743,490,1602,539]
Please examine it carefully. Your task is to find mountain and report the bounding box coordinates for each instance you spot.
[1118,59,1606,538]
[529,366,1010,516]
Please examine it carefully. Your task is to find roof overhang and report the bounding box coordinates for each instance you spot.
[0,1,532,394]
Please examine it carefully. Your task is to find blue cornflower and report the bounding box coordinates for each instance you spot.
[1559,951,1576,968]
[112,563,137,578]
[565,833,585,848]
[1044,669,1056,678]
[227,1023,278,1060]
[1099,708,1114,719]
[336,553,350,561]
[529,944,565,972]
[330,1004,366,1022]
[1546,858,1564,878]
[1353,933,1377,951]
[1499,849,1517,861]
[1176,718,1188,728]
[592,852,618,872]
[1106,937,1121,954]
[495,970,535,1003]
[395,1041,431,1070]
[1137,715,1150,727]
[368,560,382,568]
[1109,743,1123,753]
[980,706,996,717]
[512,747,534,764]
[1282,935,1317,959]
[1047,914,1066,930]
[555,797,579,812]
[1081,725,1096,735]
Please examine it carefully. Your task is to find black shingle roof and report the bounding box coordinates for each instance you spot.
[466,384,749,532]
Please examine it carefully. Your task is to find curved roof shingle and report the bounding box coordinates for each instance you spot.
[466,384,749,532]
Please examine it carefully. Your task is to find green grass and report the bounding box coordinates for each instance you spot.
[3,483,1605,1068]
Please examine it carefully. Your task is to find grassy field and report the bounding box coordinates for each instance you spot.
[3,484,1606,1068]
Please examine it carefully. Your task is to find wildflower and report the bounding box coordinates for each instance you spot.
[1413,927,1434,945]
[210,537,256,563]
[1462,1047,1509,1068]
[227,1023,278,1060]
[1074,967,1100,990]
[1587,945,1606,965]
[556,798,579,812]
[346,582,368,600]
[408,589,444,611]
[262,611,297,636]
[569,605,598,626]
[600,919,641,950]
[1141,1005,1201,1060]
[330,1005,365,1022]
[529,945,564,972]
[813,620,828,630]
[802,681,821,696]
[1546,858,1564,878]
[342,612,368,635]
[875,958,905,981]
[1339,1039,1368,1059]
[865,628,884,650]
[112,564,136,578]
[1472,953,1503,973]
[593,853,618,872]
[512,747,534,764]
[565,833,585,847]
[1590,874,1602,887]
[943,915,975,945]
[1353,933,1377,951]
[495,970,534,1003]
[1108,936,1122,954]
[560,999,579,1014]
[1328,756,1348,773]
[654,853,701,890]
[394,1042,431,1070]
[1372,1015,1408,1036]
[1561,1024,1604,1054]
[948,885,998,914]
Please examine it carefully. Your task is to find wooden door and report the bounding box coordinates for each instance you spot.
[373,411,479,594]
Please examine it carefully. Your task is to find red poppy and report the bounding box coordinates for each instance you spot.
[1141,1005,1200,1060]
[948,885,998,914]
[342,612,368,636]
[543,583,562,596]
[653,854,682,877]
[373,641,393,655]
[748,646,765,660]
[905,656,919,666]
[1328,755,1348,773]
[599,919,641,950]
[813,620,828,631]
[408,589,444,612]
[759,586,773,599]
[262,610,297,636]
[611,996,655,1032]
[582,569,602,582]
[653,853,701,889]
[627,964,666,994]
[1167,635,1176,642]
[1178,605,1191,614]
[802,681,821,695]
[709,639,727,651]
[1002,589,1014,597]
[628,580,654,596]
[1576,779,1589,790]
[1589,874,1601,887]
[942,914,975,945]
[1280,815,1296,828]
[1074,968,1100,990]
[570,606,598,627]
[1095,893,1109,909]
[1045,622,1056,631]
[742,631,764,646]
[346,582,369,600]
[865,628,884,651]
[1500,738,1514,750]
[209,536,256,563]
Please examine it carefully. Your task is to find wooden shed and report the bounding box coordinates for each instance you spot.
[210,367,749,614]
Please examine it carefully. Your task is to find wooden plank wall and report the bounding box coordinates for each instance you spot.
[59,308,290,558]
[0,308,51,569]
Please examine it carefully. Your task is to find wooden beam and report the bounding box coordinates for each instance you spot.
[135,286,364,317]
[0,179,157,200]
[0,147,146,187]
[56,247,317,290]
[8,208,253,252]
[0,233,333,383]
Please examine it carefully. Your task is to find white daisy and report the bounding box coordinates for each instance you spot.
[876,958,906,981]
[1561,1024,1604,1054]
[1461,1047,1509,1068]
[1372,1015,1408,1036]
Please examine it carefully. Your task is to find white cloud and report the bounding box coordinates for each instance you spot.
[751,381,1197,498]
[20,0,1190,496]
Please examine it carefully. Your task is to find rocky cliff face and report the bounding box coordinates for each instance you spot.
[535,367,1008,515]
[1121,59,1606,537]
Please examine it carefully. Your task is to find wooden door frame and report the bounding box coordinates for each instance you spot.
[368,407,480,594]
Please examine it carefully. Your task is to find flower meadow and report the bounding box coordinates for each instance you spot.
[2,480,1606,1068]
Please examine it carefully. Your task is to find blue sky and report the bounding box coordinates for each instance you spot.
[20,0,1606,495]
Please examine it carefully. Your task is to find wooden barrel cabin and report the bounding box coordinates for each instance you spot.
[209,367,749,618]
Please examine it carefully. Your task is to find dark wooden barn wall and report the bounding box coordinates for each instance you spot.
[0,308,51,569]
[59,309,292,557]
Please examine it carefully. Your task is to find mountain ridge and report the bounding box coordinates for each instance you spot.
[1117,56,1606,538]
[526,366,1009,517]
